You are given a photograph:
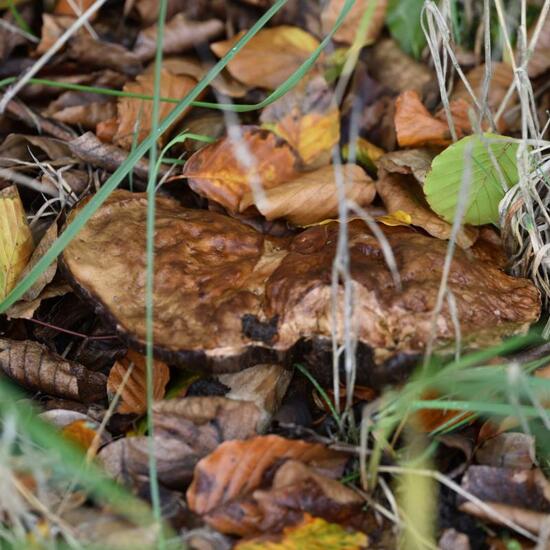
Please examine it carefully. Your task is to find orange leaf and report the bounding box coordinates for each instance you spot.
[107,349,170,415]
[211,26,320,90]
[183,126,299,212]
[54,0,97,17]
[413,390,471,433]
[62,419,99,450]
[113,68,196,149]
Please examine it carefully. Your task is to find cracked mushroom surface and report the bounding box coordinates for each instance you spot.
[61,191,540,381]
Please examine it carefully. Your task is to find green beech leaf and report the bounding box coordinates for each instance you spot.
[424,133,519,226]
[386,0,426,59]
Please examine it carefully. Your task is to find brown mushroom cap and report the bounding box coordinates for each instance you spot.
[61,191,540,382]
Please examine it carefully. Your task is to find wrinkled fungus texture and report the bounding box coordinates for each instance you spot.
[62,191,540,374]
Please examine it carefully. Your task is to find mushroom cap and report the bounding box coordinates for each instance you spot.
[62,191,540,380]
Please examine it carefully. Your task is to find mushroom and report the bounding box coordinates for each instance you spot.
[61,190,540,386]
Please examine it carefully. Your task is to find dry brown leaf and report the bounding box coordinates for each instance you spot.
[0,338,106,403]
[5,282,70,320]
[54,0,97,16]
[100,396,262,488]
[183,126,299,212]
[187,435,346,535]
[260,75,339,168]
[107,349,170,415]
[113,68,196,150]
[377,149,434,183]
[368,38,433,94]
[321,0,387,46]
[134,13,223,62]
[240,164,375,226]
[36,14,74,55]
[0,186,34,300]
[475,433,536,470]
[526,15,550,77]
[211,26,320,90]
[62,190,540,377]
[395,90,470,148]
[376,172,478,249]
[47,98,117,130]
[132,0,188,24]
[412,390,472,433]
[218,363,292,427]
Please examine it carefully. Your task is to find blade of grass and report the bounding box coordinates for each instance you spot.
[0,0,358,314]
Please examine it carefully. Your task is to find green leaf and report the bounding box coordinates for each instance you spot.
[386,0,426,59]
[424,134,519,226]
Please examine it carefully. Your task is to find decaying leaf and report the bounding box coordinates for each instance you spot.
[240,164,376,226]
[375,172,478,249]
[187,435,347,535]
[321,0,387,46]
[61,190,540,379]
[260,75,339,168]
[211,26,320,90]
[377,149,434,183]
[183,126,299,212]
[526,15,550,78]
[54,0,97,16]
[0,185,34,300]
[0,339,107,403]
[395,90,470,148]
[236,515,368,550]
[134,12,223,61]
[5,282,70,320]
[36,14,73,55]
[218,363,292,427]
[113,68,196,149]
[100,396,262,488]
[107,349,170,415]
[475,433,536,470]
[62,419,102,451]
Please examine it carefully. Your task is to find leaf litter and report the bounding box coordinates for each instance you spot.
[0,1,549,549]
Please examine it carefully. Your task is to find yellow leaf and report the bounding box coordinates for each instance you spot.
[0,186,33,300]
[236,515,368,550]
[342,137,384,172]
[376,210,412,227]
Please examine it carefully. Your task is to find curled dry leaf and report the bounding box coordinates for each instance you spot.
[0,185,34,300]
[240,164,376,226]
[62,190,540,380]
[100,396,262,488]
[321,0,387,46]
[218,363,292,427]
[134,13,223,62]
[113,68,196,150]
[5,282,71,320]
[236,515,368,550]
[47,97,118,130]
[395,90,470,148]
[211,26,320,90]
[0,338,107,403]
[36,14,73,55]
[367,38,433,94]
[375,173,478,249]
[187,435,346,535]
[260,75,340,168]
[459,466,550,535]
[107,349,170,415]
[183,126,299,212]
[377,149,434,183]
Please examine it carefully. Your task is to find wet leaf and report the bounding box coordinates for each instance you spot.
[211,26,320,90]
[0,186,34,301]
[321,0,387,46]
[113,68,197,149]
[0,339,107,403]
[107,349,170,415]
[236,515,367,549]
[240,164,375,226]
[261,75,339,168]
[424,133,519,226]
[183,126,299,212]
[376,173,478,249]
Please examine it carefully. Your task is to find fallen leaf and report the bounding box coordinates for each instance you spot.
[187,435,347,535]
[211,26,320,90]
[342,137,385,174]
[100,396,262,488]
[260,75,340,168]
[54,0,97,16]
[47,98,118,130]
[321,0,387,46]
[183,126,299,212]
[107,349,170,415]
[62,190,540,378]
[413,390,472,433]
[0,338,107,403]
[475,433,536,470]
[36,14,73,55]
[377,149,434,183]
[395,90,470,148]
[62,419,101,451]
[0,185,34,300]
[376,172,478,249]
[218,363,291,423]
[424,133,519,226]
[367,38,433,94]
[5,282,71,320]
[113,68,197,149]
[526,15,550,77]
[240,164,376,226]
